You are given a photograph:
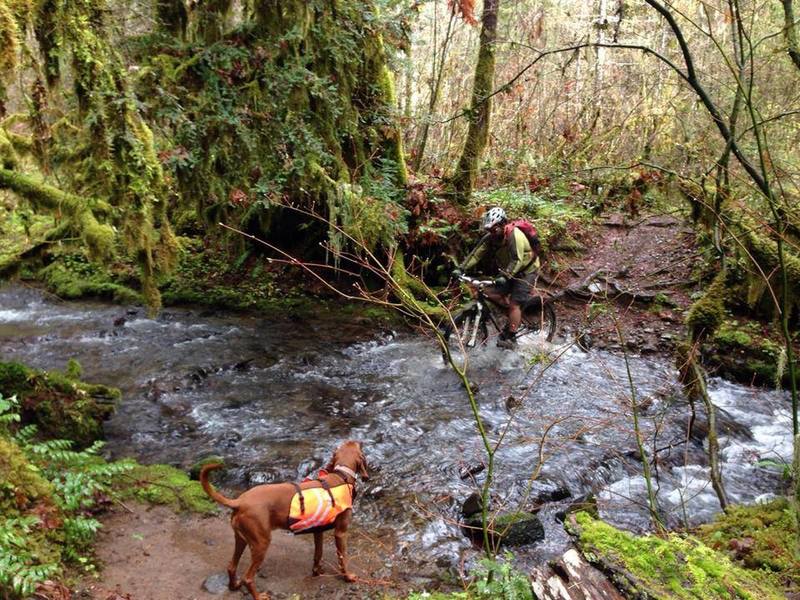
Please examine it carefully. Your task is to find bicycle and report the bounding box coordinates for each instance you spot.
[441,275,557,359]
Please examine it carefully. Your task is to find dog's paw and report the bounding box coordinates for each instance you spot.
[342,572,357,583]
[312,566,325,577]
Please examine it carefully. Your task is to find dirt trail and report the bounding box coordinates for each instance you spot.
[553,212,700,352]
[73,503,409,600]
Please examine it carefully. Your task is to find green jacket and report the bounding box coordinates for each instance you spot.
[460,227,539,277]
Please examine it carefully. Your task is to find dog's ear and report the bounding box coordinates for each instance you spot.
[357,447,369,480]
[324,449,338,472]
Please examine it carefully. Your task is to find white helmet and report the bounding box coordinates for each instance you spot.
[481,206,507,231]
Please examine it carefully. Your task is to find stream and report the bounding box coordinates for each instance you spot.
[0,283,793,571]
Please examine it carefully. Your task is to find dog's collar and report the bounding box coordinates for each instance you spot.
[333,465,357,482]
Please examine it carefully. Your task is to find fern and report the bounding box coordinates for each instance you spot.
[0,393,134,598]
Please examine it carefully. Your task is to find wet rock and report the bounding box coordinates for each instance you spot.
[555,493,598,522]
[459,462,485,480]
[531,481,572,507]
[220,431,242,448]
[296,459,317,479]
[461,492,483,518]
[247,470,274,486]
[202,572,229,594]
[505,395,523,410]
[690,406,752,442]
[463,512,544,547]
[113,316,126,327]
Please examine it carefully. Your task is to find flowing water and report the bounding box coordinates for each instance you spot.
[0,284,793,570]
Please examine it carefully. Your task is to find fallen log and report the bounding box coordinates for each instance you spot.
[531,548,625,600]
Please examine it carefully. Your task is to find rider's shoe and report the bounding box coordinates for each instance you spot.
[497,329,517,349]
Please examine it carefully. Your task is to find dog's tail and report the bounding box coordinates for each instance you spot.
[199,463,240,509]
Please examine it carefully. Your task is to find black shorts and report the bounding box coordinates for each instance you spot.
[494,272,538,304]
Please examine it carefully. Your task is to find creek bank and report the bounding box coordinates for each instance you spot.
[530,510,789,600]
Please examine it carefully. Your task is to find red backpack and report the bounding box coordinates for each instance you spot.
[503,219,541,255]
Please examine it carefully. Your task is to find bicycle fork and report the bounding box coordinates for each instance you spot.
[465,302,483,347]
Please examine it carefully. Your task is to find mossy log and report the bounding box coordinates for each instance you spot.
[569,511,785,599]
[686,268,728,339]
[0,168,115,260]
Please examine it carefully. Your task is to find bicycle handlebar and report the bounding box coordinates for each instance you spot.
[457,274,494,287]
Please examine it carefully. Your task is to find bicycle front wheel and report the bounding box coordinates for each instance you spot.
[519,301,557,343]
[441,307,489,361]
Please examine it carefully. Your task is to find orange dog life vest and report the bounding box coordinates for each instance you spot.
[287,474,354,534]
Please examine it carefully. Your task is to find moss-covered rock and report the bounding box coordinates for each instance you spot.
[570,511,785,599]
[463,511,545,548]
[0,361,120,447]
[696,499,799,592]
[702,319,797,388]
[118,463,217,514]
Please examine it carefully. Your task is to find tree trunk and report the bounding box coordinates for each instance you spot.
[450,0,499,204]
[782,0,800,71]
[411,7,456,172]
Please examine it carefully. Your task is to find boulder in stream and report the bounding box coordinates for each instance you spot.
[462,511,544,548]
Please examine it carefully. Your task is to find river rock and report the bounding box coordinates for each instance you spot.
[461,492,483,518]
[531,480,572,508]
[555,493,598,523]
[189,456,225,480]
[202,572,229,594]
[463,511,544,547]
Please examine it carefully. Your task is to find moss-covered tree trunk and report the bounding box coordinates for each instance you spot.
[783,0,800,71]
[450,0,499,204]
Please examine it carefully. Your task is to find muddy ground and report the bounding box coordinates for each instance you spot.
[69,212,701,600]
[72,503,417,600]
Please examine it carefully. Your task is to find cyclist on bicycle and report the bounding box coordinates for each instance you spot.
[451,207,540,349]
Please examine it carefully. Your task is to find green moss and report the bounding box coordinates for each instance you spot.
[0,361,120,447]
[696,500,800,591]
[0,437,55,513]
[704,319,794,387]
[686,269,727,338]
[118,463,217,514]
[37,259,142,304]
[573,511,785,599]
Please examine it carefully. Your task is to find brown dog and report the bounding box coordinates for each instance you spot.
[199,440,369,600]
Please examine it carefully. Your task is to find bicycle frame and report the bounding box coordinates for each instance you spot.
[457,277,506,347]
[450,274,557,348]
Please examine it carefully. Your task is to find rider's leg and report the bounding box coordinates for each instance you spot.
[507,301,522,333]
[483,287,509,307]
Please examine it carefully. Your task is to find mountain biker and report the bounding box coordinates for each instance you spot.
[451,206,540,349]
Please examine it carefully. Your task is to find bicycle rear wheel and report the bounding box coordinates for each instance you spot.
[441,307,489,361]
[518,301,557,343]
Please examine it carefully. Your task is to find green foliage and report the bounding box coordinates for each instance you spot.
[133,1,405,255]
[0,360,120,447]
[471,187,590,251]
[36,253,142,304]
[696,499,800,591]
[686,269,727,339]
[0,394,134,598]
[406,555,532,599]
[573,511,785,599]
